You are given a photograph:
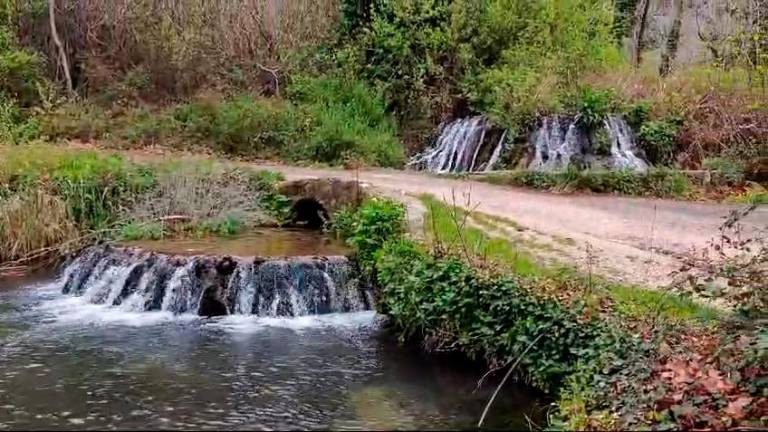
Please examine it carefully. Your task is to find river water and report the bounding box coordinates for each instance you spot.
[0,273,543,430]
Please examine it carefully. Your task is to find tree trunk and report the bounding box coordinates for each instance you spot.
[660,0,685,77]
[630,0,651,68]
[48,0,75,97]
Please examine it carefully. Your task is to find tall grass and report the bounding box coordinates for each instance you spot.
[0,144,294,264]
[0,189,77,262]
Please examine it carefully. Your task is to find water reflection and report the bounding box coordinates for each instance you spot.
[123,228,350,257]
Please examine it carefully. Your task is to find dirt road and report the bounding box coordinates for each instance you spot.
[259,163,767,288]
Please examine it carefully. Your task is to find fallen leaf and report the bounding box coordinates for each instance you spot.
[700,368,735,394]
[724,396,752,421]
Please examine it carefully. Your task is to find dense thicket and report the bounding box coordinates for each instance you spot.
[1,0,766,168]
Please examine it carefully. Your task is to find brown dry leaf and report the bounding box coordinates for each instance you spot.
[724,396,753,421]
[700,368,735,395]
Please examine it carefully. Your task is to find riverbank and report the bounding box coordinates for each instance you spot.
[0,144,292,272]
[332,197,767,430]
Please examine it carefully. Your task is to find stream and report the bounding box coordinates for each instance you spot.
[0,270,543,430]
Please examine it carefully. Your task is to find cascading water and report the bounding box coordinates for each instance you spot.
[528,115,648,172]
[59,245,371,317]
[408,116,507,173]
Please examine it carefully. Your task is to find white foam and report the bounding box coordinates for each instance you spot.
[203,311,379,333]
[37,295,198,327]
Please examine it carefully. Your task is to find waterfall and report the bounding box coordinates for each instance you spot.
[604,115,649,171]
[58,245,371,317]
[409,116,508,173]
[528,115,649,172]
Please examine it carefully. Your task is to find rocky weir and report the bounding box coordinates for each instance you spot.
[58,245,372,317]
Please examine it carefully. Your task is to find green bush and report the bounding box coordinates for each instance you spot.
[702,157,745,183]
[638,118,680,166]
[332,197,407,270]
[288,75,404,166]
[0,26,43,106]
[569,86,620,131]
[463,0,622,131]
[624,101,651,129]
[375,238,636,393]
[169,96,299,157]
[248,170,293,222]
[0,95,40,143]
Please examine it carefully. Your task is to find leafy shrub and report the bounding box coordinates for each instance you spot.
[0,26,43,106]
[332,197,406,270]
[248,170,293,223]
[463,0,622,131]
[169,96,299,157]
[702,157,745,184]
[638,118,681,166]
[287,75,404,167]
[569,86,619,131]
[0,95,40,143]
[624,101,651,129]
[375,238,636,393]
[349,0,453,123]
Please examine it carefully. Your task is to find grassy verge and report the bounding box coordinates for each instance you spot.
[0,144,291,267]
[470,168,695,199]
[333,195,765,430]
[468,168,768,203]
[419,194,719,325]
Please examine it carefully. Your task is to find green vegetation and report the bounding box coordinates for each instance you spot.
[418,194,719,324]
[703,157,746,184]
[333,197,407,270]
[0,145,291,264]
[637,117,681,166]
[333,194,765,430]
[41,76,403,167]
[333,197,644,428]
[419,194,539,275]
[476,168,693,198]
[333,0,621,141]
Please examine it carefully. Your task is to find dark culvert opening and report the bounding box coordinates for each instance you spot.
[289,198,329,229]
